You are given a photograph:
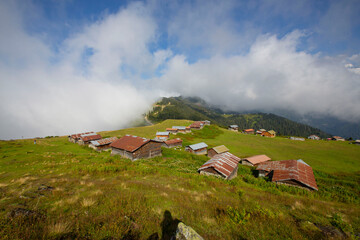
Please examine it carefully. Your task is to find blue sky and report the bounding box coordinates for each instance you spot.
[0,0,360,139]
[26,0,360,56]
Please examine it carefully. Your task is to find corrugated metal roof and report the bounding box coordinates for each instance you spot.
[70,132,94,139]
[172,126,186,130]
[256,160,318,191]
[164,138,183,145]
[80,133,102,142]
[211,145,229,154]
[90,137,118,146]
[229,125,238,128]
[166,128,177,131]
[156,131,170,136]
[110,135,150,152]
[243,155,271,165]
[198,152,241,179]
[188,142,208,150]
[80,132,98,137]
[259,129,266,132]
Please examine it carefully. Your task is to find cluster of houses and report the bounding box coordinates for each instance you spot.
[68,120,319,191]
[228,126,277,138]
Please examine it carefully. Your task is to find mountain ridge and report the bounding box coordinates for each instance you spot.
[147,96,331,138]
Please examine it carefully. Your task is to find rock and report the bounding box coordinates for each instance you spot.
[175,222,203,240]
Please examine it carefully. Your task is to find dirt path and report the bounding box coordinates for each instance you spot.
[144,115,153,126]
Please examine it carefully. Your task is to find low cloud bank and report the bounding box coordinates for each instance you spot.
[1,1,360,139]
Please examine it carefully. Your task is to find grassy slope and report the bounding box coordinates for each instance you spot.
[0,120,359,239]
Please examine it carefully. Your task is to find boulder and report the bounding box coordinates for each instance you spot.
[175,222,203,240]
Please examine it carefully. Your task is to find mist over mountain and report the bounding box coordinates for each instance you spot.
[148,96,331,138]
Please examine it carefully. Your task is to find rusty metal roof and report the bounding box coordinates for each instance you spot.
[211,145,229,154]
[243,155,271,165]
[166,128,177,131]
[190,122,203,128]
[80,133,102,142]
[70,132,94,139]
[198,152,241,179]
[164,138,183,145]
[90,137,118,146]
[110,135,150,152]
[187,142,208,150]
[256,160,318,191]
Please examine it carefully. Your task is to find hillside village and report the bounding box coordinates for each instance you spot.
[1,119,359,239]
[69,120,357,194]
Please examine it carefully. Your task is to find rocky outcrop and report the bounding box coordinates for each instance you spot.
[175,222,203,240]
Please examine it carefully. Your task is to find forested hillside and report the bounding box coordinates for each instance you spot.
[147,97,331,138]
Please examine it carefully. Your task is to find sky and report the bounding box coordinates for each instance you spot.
[0,0,360,139]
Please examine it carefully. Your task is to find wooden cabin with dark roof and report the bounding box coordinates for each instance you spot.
[198,152,241,180]
[78,133,102,145]
[110,135,162,161]
[162,138,183,148]
[256,159,318,191]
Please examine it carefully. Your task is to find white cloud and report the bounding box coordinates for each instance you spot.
[0,1,157,139]
[1,0,360,139]
[157,31,360,121]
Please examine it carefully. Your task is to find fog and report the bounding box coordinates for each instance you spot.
[0,0,359,139]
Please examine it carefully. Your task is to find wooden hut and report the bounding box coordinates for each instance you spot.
[89,137,118,151]
[172,126,187,133]
[207,145,229,158]
[185,142,208,155]
[198,152,241,180]
[228,125,239,131]
[261,130,276,138]
[68,132,94,143]
[155,131,170,141]
[256,159,318,191]
[308,135,320,140]
[241,154,271,166]
[256,129,266,135]
[162,138,183,148]
[202,120,211,126]
[243,129,255,134]
[332,136,345,141]
[110,135,162,161]
[78,133,102,145]
[166,128,178,134]
[189,121,204,130]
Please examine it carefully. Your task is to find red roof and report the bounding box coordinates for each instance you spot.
[70,132,94,139]
[256,160,318,191]
[198,152,241,179]
[164,138,183,145]
[80,133,102,142]
[110,135,150,152]
[190,121,203,128]
[243,155,271,165]
[244,129,255,132]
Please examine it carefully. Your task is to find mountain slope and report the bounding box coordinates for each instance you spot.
[147,97,331,138]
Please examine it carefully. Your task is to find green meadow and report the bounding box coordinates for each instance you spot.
[0,120,359,239]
